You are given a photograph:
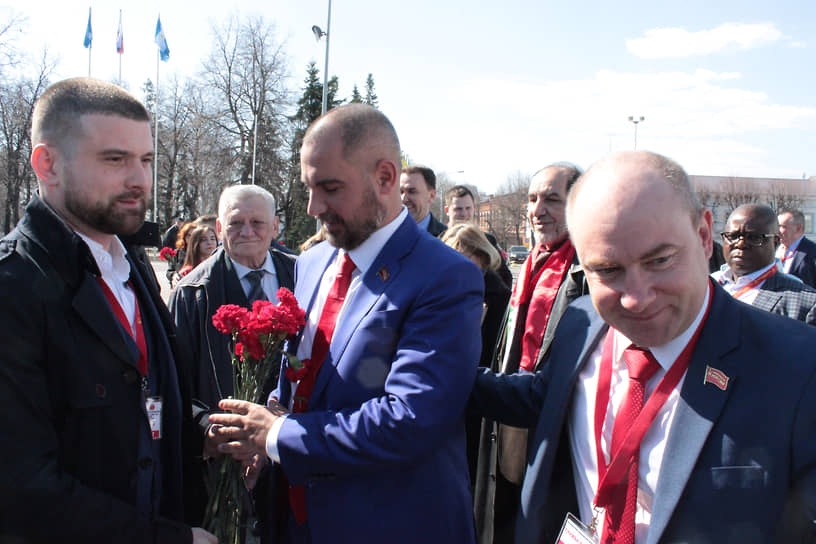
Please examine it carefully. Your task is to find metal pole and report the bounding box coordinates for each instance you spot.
[634,123,638,150]
[153,50,159,221]
[321,0,332,115]
[251,111,258,184]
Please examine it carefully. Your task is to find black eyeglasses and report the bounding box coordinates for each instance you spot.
[720,231,777,247]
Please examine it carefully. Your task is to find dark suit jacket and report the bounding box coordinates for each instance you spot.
[751,271,816,325]
[788,236,816,288]
[426,212,448,237]
[0,196,199,543]
[473,284,816,543]
[473,255,588,542]
[170,246,296,410]
[265,214,484,543]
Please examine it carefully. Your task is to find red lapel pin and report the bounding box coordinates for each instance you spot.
[704,365,729,391]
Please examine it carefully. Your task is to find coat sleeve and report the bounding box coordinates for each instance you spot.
[276,257,485,484]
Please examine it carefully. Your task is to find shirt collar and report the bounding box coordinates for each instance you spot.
[231,251,275,279]
[75,231,131,284]
[417,211,431,231]
[718,261,777,287]
[788,235,805,253]
[614,282,711,372]
[344,207,408,276]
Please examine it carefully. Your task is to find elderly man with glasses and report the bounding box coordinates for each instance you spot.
[712,203,816,325]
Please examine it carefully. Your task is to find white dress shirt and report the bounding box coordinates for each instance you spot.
[711,261,778,305]
[77,232,136,333]
[568,284,711,543]
[777,234,804,274]
[231,252,280,303]
[265,207,409,461]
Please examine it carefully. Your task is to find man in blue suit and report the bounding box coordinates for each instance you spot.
[473,151,816,543]
[210,104,484,543]
[778,208,816,288]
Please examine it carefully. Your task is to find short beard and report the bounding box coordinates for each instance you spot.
[536,223,568,248]
[322,185,386,250]
[64,189,147,237]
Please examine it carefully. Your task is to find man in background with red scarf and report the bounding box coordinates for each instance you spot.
[474,162,588,543]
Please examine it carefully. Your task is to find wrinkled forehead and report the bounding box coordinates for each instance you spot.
[529,168,569,197]
[222,196,273,221]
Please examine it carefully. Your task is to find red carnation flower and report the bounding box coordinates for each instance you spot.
[212,304,250,334]
[159,246,177,261]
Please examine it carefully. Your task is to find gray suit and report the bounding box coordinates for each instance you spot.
[750,271,816,325]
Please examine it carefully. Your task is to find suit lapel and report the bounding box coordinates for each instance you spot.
[647,286,741,544]
[752,277,782,312]
[308,216,416,407]
[72,272,139,369]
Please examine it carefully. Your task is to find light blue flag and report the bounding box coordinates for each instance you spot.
[83,8,92,49]
[154,16,170,61]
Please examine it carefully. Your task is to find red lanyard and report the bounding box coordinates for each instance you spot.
[729,267,776,299]
[97,278,148,377]
[592,291,712,510]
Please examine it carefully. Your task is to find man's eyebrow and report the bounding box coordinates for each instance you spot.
[640,243,678,260]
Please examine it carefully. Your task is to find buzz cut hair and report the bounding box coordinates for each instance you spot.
[303,103,401,167]
[31,77,150,154]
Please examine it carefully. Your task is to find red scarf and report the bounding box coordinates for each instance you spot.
[512,239,576,371]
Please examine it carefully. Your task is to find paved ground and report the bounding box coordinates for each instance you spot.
[146,251,174,304]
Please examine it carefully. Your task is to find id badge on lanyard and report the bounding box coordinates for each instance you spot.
[146,396,162,439]
[556,512,599,544]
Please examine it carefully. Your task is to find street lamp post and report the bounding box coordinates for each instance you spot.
[311,0,332,116]
[628,115,645,150]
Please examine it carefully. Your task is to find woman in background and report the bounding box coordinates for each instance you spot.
[178,225,218,277]
[440,224,511,483]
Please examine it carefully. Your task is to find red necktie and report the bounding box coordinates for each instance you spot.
[603,346,660,544]
[289,252,356,524]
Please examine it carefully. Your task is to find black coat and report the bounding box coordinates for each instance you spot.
[170,246,296,410]
[0,196,202,543]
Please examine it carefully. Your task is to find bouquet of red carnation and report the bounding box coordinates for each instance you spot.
[158,246,177,261]
[204,288,306,543]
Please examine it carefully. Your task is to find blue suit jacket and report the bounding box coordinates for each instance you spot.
[474,283,816,543]
[789,236,816,289]
[270,215,484,543]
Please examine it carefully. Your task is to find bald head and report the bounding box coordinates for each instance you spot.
[566,151,714,347]
[303,103,401,168]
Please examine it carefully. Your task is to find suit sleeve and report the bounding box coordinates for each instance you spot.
[276,257,484,484]
[779,362,816,539]
[470,367,549,428]
[0,258,192,543]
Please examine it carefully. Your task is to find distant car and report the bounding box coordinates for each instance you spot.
[508,245,529,264]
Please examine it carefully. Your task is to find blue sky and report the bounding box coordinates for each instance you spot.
[3,0,814,193]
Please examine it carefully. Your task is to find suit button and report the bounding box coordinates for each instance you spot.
[138,457,153,470]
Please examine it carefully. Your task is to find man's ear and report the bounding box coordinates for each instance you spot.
[374,159,398,195]
[215,217,224,241]
[698,208,714,260]
[31,144,60,189]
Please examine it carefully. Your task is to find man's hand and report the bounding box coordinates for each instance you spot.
[192,527,218,543]
[208,399,288,461]
[243,453,268,490]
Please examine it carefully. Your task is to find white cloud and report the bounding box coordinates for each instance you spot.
[627,22,783,59]
[395,68,816,192]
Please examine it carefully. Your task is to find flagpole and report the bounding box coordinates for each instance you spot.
[153,49,160,222]
[88,44,91,77]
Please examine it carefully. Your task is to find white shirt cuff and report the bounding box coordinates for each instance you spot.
[265,413,288,463]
